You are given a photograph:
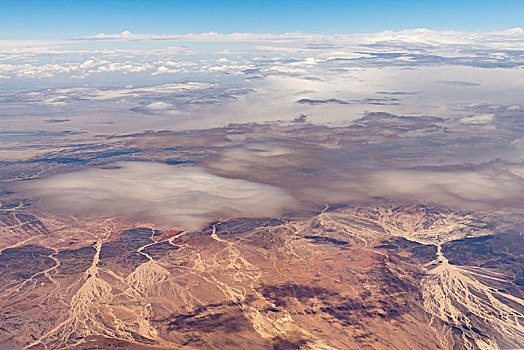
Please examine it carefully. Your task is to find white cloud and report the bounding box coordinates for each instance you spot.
[18,162,296,230]
[7,82,216,105]
[151,65,181,75]
[80,59,96,68]
[94,62,153,73]
[83,30,318,43]
[301,167,524,211]
[135,101,181,114]
[460,114,495,125]
[144,101,174,110]
[79,28,524,50]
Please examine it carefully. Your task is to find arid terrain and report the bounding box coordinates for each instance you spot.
[0,200,523,349]
[1,114,523,349]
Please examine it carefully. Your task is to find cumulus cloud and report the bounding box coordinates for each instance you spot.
[17,162,296,230]
[130,101,181,114]
[460,114,494,125]
[4,82,216,106]
[152,66,177,75]
[142,101,174,110]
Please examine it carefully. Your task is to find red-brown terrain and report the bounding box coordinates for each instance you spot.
[1,116,523,349]
[1,201,522,349]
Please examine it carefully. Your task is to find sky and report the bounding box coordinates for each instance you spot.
[1,0,524,39]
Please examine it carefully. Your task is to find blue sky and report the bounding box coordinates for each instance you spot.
[1,0,523,39]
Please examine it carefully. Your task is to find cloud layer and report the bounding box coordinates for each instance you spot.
[1,28,523,136]
[301,167,524,211]
[18,162,296,230]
